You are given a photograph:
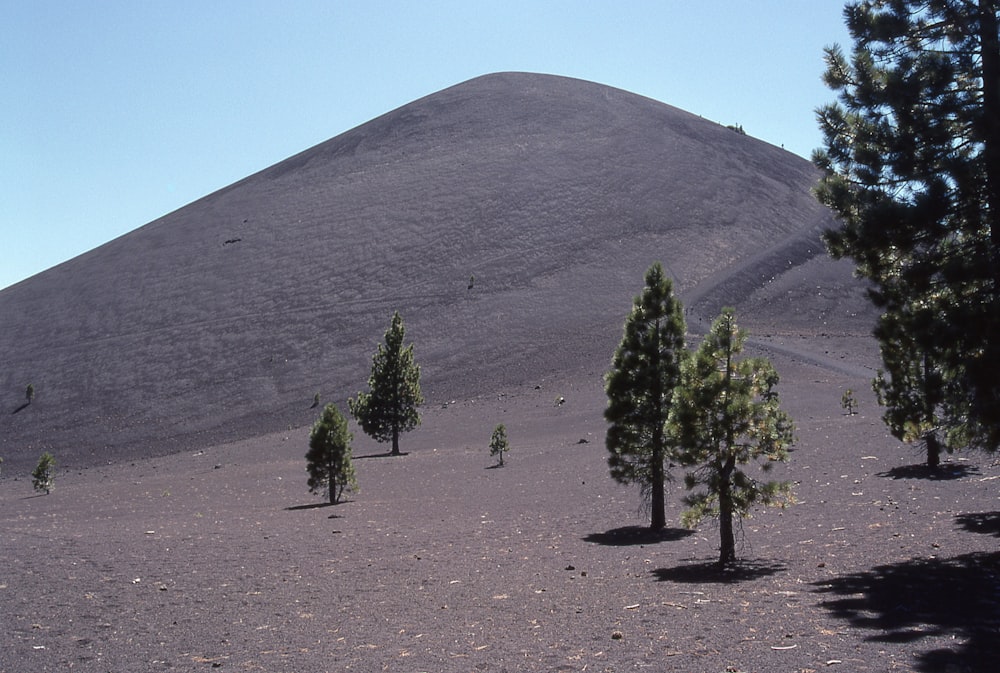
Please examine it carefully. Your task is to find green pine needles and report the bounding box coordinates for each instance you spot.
[306,404,357,504]
[605,263,795,565]
[489,424,510,467]
[349,311,424,456]
[32,452,56,495]
[605,262,687,531]
[671,309,795,568]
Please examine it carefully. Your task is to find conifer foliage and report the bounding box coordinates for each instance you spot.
[814,0,1000,450]
[306,404,357,504]
[31,452,55,495]
[350,311,424,456]
[672,309,794,568]
[489,424,510,467]
[605,262,686,530]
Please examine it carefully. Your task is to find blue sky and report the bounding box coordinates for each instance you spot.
[2,1,851,291]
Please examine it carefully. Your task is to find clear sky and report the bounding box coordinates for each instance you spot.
[1,1,852,291]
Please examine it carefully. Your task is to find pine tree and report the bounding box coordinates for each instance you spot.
[672,309,794,568]
[872,306,966,467]
[31,452,55,495]
[814,0,1000,450]
[605,262,686,530]
[349,311,424,456]
[489,424,510,467]
[306,404,357,504]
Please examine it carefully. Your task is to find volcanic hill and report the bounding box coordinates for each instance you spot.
[0,72,870,472]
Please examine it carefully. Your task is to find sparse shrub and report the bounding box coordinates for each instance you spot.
[306,403,357,504]
[489,424,510,467]
[312,392,321,408]
[841,389,858,416]
[32,452,55,494]
[25,383,34,404]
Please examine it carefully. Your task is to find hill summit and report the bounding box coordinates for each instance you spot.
[0,72,866,471]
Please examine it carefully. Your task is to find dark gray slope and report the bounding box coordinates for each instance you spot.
[0,72,868,471]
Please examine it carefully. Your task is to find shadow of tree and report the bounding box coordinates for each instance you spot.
[11,402,29,415]
[652,558,787,584]
[812,551,1000,672]
[584,525,694,547]
[285,502,339,511]
[354,451,408,460]
[878,463,980,480]
[955,512,1000,538]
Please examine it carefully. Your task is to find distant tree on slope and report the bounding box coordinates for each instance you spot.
[349,311,424,456]
[306,404,357,504]
[605,262,687,530]
[32,452,55,495]
[672,309,794,568]
[489,424,510,467]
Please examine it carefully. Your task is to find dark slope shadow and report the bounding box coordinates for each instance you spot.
[354,451,409,460]
[812,551,1000,672]
[584,526,694,547]
[955,512,1000,537]
[653,558,787,584]
[878,463,980,480]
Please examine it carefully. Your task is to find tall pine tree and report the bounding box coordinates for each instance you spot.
[672,309,794,568]
[605,262,686,530]
[814,0,1000,451]
[350,311,424,456]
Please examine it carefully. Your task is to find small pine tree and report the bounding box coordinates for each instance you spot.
[306,404,357,504]
[25,383,34,405]
[349,311,424,456]
[672,309,794,568]
[489,424,510,467]
[841,389,857,416]
[32,452,55,494]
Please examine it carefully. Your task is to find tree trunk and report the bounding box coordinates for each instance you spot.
[650,322,666,531]
[926,431,941,469]
[718,456,736,568]
[979,0,1000,262]
[650,445,666,530]
[328,457,337,504]
[391,425,400,456]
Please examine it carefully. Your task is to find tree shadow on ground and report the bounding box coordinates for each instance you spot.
[354,451,408,460]
[877,463,979,480]
[955,512,1000,538]
[11,402,29,415]
[285,502,339,512]
[811,551,1000,672]
[584,525,694,547]
[652,558,787,584]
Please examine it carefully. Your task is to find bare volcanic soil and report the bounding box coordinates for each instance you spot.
[3,333,999,673]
